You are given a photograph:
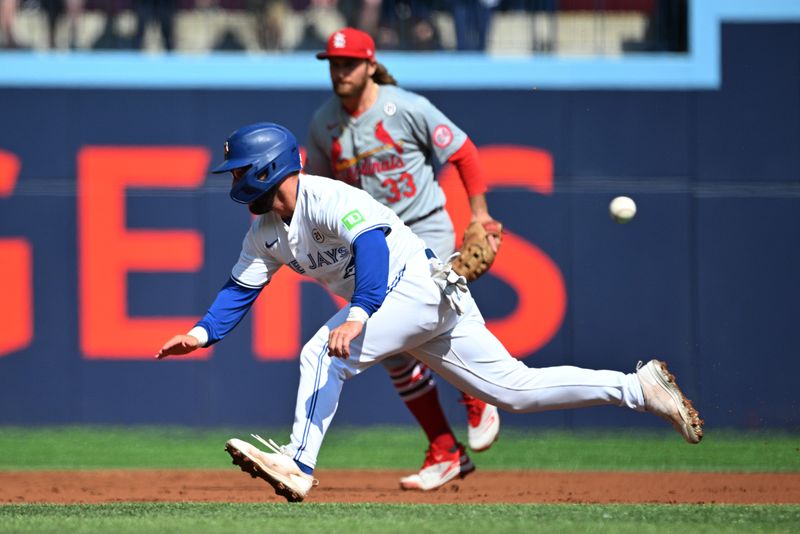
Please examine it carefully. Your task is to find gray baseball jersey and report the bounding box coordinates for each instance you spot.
[306,85,467,224]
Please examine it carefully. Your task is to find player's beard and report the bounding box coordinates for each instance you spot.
[333,71,370,99]
[248,188,277,215]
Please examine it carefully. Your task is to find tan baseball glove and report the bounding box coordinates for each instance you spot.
[451,220,503,282]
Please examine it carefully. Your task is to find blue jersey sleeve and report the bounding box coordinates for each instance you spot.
[349,228,390,317]
[195,277,263,346]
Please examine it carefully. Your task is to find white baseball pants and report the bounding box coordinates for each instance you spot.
[288,249,646,469]
[380,208,455,373]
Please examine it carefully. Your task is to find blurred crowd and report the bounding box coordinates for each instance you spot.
[0,0,686,53]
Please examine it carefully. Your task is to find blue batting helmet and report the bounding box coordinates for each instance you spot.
[211,122,302,204]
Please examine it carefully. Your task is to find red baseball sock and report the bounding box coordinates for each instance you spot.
[388,361,457,451]
[405,388,456,451]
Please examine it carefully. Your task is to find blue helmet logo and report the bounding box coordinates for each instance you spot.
[211,122,302,204]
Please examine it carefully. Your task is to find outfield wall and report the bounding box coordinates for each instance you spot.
[0,20,798,430]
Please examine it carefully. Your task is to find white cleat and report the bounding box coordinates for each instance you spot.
[225,436,316,502]
[636,359,704,444]
[399,442,475,491]
[462,393,500,452]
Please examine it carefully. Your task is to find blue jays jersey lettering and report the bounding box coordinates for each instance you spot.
[305,246,349,270]
[231,174,426,299]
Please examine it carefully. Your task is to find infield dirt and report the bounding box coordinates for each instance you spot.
[2,470,799,504]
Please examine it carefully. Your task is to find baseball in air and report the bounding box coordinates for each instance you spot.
[609,196,637,224]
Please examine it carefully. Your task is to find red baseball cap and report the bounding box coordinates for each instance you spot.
[316,28,376,61]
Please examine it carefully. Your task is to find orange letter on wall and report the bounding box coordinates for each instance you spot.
[252,269,303,360]
[440,146,567,358]
[0,150,32,356]
[252,269,346,361]
[78,147,210,359]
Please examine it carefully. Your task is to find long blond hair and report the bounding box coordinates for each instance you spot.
[372,62,398,85]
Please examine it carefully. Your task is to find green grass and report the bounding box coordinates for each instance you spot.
[2,427,798,533]
[1,503,799,534]
[0,426,798,472]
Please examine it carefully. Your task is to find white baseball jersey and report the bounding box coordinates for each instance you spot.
[231,173,427,299]
[306,85,467,223]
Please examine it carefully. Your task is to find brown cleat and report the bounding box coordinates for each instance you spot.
[636,359,704,444]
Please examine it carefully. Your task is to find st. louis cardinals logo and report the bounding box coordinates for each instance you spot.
[333,32,346,48]
[330,121,406,180]
[375,121,403,154]
[432,125,453,148]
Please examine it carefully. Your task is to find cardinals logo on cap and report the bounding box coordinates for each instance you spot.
[333,32,346,49]
[317,27,375,60]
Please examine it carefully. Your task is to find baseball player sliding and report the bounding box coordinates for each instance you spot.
[156,122,704,503]
[305,27,503,491]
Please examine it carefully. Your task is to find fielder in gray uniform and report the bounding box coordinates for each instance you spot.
[305,27,502,491]
[156,121,704,504]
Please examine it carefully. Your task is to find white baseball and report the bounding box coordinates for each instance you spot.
[609,196,636,224]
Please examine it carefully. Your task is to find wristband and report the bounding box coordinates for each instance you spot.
[346,306,369,324]
[187,326,209,347]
